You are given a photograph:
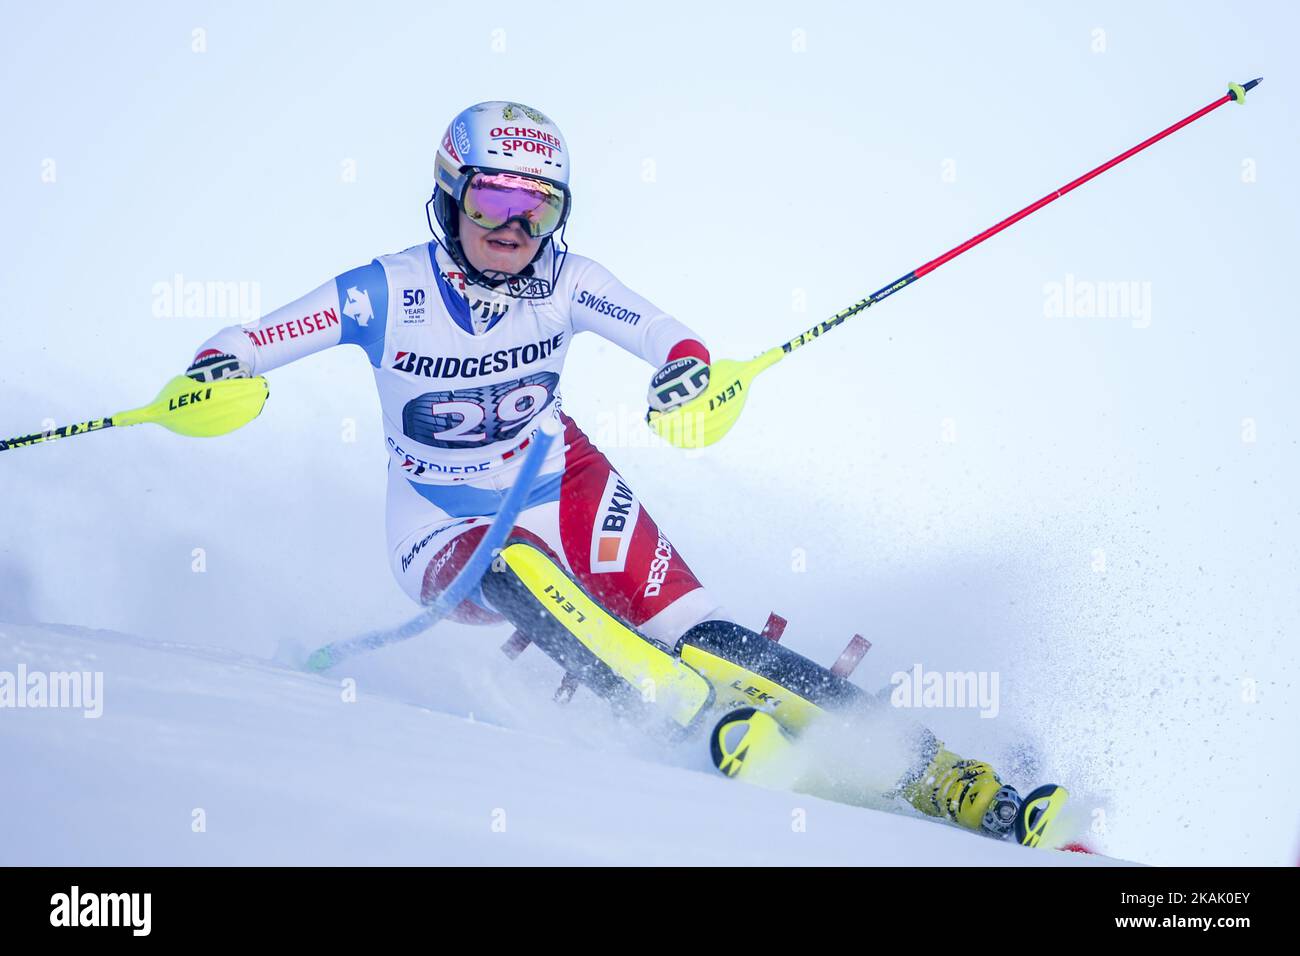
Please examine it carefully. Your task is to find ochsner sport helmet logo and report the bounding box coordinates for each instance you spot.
[490,104,563,159]
[443,101,570,186]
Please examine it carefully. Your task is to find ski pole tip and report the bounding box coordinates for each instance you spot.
[1229,78,1262,103]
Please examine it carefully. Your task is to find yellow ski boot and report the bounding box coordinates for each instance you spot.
[902,747,1021,838]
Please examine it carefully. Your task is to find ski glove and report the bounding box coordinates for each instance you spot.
[186,349,251,383]
[647,356,710,415]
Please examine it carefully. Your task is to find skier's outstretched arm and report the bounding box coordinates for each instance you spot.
[564,255,713,413]
[184,262,389,381]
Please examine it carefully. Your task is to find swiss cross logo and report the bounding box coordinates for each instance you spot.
[590,473,640,574]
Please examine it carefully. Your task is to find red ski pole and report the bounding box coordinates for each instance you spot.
[788,78,1263,349]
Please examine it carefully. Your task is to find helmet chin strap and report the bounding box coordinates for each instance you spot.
[425,192,565,301]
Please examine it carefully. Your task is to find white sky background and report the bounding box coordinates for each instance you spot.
[1,1,1296,864]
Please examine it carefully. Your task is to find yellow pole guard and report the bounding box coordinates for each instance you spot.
[645,347,785,449]
[114,375,270,437]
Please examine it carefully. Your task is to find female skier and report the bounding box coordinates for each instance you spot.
[187,100,720,645]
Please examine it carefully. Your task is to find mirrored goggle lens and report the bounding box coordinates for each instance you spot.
[462,172,567,237]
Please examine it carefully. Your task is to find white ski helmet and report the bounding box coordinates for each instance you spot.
[428,101,572,299]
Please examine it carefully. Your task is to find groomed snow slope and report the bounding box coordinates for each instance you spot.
[0,621,1120,866]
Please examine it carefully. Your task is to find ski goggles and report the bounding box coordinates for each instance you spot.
[460,169,570,238]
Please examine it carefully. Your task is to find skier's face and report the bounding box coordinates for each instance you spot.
[458,211,541,276]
